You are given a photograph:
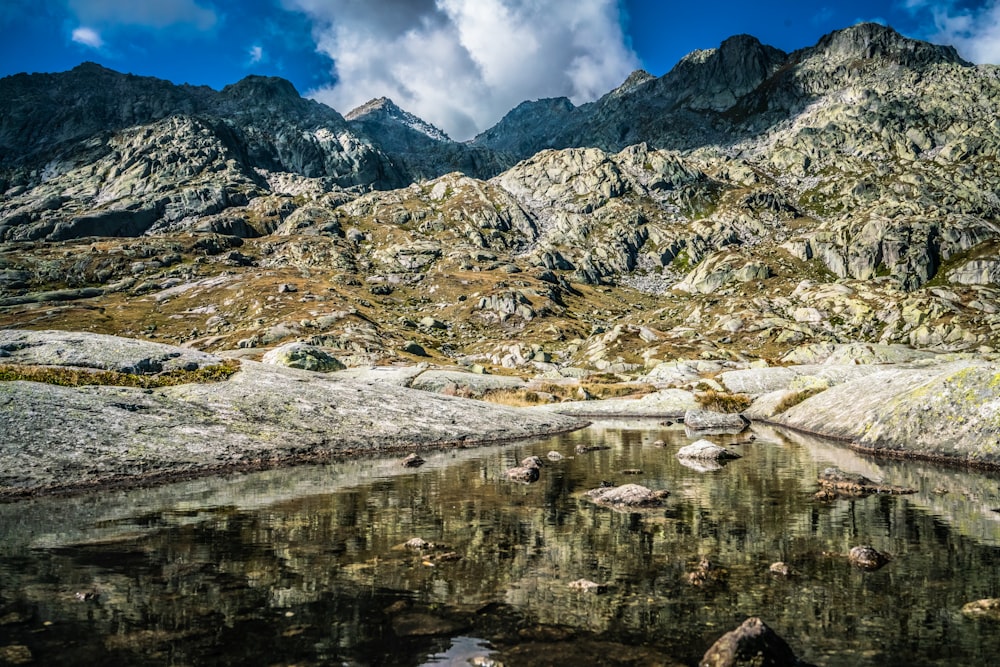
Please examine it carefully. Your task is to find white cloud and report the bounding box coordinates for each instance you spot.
[67,0,217,30]
[903,0,1000,64]
[248,45,264,64]
[71,26,104,49]
[284,0,640,140]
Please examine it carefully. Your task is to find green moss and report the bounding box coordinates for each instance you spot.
[0,360,241,389]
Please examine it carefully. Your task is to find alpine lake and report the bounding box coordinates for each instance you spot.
[2,421,1000,666]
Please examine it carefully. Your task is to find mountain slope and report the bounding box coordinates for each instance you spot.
[1,24,999,368]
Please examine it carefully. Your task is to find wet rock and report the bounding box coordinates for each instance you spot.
[677,439,741,461]
[404,537,432,550]
[401,453,425,468]
[818,467,916,496]
[848,545,890,570]
[961,598,1000,619]
[546,450,565,461]
[686,558,728,587]
[699,617,804,667]
[684,409,748,433]
[504,456,542,483]
[584,483,669,510]
[568,578,607,593]
[769,562,792,577]
[0,644,33,665]
[261,342,345,373]
[652,439,667,447]
[575,444,610,454]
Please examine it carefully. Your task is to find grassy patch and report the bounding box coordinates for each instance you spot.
[695,389,752,413]
[480,388,543,407]
[773,387,826,414]
[0,360,241,389]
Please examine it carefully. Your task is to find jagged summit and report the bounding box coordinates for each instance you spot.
[346,96,451,142]
[664,34,787,111]
[221,75,301,102]
[610,69,655,97]
[804,22,970,67]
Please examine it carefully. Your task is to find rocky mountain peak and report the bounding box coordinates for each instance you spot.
[220,75,302,104]
[346,96,451,142]
[610,69,655,97]
[664,34,787,111]
[806,22,970,67]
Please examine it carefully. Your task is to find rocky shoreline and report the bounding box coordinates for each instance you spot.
[3,329,1000,500]
[0,330,586,499]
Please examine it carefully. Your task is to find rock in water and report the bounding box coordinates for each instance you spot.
[401,453,425,468]
[699,617,804,667]
[584,483,669,509]
[677,439,741,461]
[848,545,890,570]
[504,455,542,483]
[684,409,749,434]
[961,599,1000,619]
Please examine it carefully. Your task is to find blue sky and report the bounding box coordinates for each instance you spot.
[1,1,998,139]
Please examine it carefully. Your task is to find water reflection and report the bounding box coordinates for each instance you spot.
[2,422,1000,666]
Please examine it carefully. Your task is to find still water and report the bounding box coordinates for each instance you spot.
[2,421,1000,666]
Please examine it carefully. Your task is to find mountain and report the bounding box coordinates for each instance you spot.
[345,97,510,181]
[1,24,999,371]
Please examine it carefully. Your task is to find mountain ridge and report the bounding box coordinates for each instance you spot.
[1,23,998,369]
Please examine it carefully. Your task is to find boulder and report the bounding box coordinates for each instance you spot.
[539,388,697,418]
[961,599,1000,619]
[848,545,890,570]
[684,409,748,433]
[261,342,345,372]
[584,483,669,510]
[676,439,741,461]
[699,617,805,667]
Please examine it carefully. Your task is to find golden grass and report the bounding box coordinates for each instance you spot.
[695,389,753,413]
[0,359,241,388]
[480,388,543,407]
[773,387,826,414]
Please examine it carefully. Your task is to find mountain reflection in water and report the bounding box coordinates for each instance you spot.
[2,422,1000,666]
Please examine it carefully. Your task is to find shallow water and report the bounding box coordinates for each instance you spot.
[2,421,1000,666]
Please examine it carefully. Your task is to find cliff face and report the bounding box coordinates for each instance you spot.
[1,24,999,367]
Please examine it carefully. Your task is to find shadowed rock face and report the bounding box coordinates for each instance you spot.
[700,617,806,667]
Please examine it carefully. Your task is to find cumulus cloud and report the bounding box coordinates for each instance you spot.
[284,0,640,140]
[248,44,264,64]
[71,25,104,49]
[67,0,217,30]
[904,0,1000,63]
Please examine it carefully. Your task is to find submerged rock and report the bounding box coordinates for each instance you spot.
[961,598,1000,619]
[848,545,890,570]
[401,453,425,468]
[769,562,792,577]
[568,578,607,593]
[504,456,542,483]
[584,483,669,509]
[699,617,805,667]
[817,467,916,496]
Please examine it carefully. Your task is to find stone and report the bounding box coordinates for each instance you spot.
[769,562,791,577]
[568,579,607,593]
[546,451,565,461]
[261,342,345,373]
[683,409,748,433]
[401,453,425,468]
[961,599,1000,619]
[699,617,803,667]
[401,341,429,357]
[584,483,669,510]
[404,537,432,550]
[817,467,916,496]
[676,439,741,461]
[848,545,890,570]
